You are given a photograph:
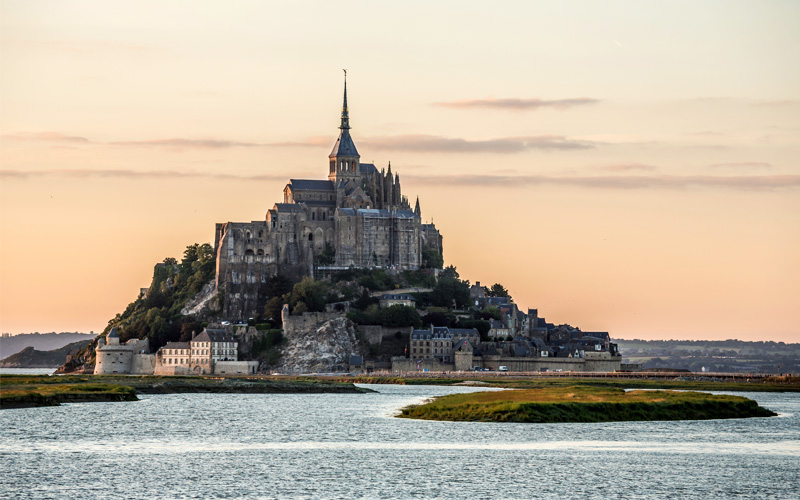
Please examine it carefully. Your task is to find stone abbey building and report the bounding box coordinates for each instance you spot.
[214,77,443,320]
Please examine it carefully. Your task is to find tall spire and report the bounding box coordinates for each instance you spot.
[340,69,350,130]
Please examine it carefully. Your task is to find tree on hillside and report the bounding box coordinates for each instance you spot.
[486,283,510,298]
[288,277,329,313]
[440,265,460,280]
[378,305,422,328]
[430,272,470,309]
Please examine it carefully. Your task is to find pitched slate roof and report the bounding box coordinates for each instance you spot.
[192,329,236,343]
[107,327,119,338]
[273,203,304,213]
[359,163,378,174]
[411,330,433,340]
[449,328,479,337]
[163,342,190,350]
[379,294,416,301]
[330,128,359,157]
[290,179,334,191]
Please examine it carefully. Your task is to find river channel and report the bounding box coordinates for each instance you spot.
[1,384,798,499]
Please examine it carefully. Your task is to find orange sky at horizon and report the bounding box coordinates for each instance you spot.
[1,1,798,342]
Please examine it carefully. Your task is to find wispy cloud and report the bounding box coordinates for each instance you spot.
[1,132,90,143]
[4,131,593,154]
[708,162,773,170]
[435,97,600,111]
[0,169,301,182]
[12,39,160,55]
[592,163,657,172]
[3,169,797,191]
[111,138,262,149]
[402,173,800,191]
[360,134,595,153]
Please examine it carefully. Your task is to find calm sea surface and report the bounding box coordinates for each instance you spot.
[1,383,798,500]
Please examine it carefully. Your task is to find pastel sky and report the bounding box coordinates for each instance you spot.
[1,1,798,341]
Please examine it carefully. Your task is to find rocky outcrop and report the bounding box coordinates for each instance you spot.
[277,315,363,373]
[180,280,219,317]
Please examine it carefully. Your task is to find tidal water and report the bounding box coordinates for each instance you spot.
[1,384,798,500]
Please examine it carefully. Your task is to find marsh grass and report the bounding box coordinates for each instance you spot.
[397,386,778,423]
[325,375,800,392]
[0,375,370,409]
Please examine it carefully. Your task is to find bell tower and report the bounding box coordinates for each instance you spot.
[328,70,361,184]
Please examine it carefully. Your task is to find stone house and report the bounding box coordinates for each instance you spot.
[378,293,416,308]
[160,342,190,368]
[488,319,509,339]
[189,328,238,375]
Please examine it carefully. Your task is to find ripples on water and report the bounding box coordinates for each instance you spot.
[1,384,798,500]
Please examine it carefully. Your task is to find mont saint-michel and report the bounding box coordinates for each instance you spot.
[214,75,443,321]
[58,77,621,377]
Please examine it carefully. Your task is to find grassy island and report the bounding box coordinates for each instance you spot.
[0,375,372,409]
[398,386,777,423]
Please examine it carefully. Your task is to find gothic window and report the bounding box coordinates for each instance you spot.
[308,234,313,241]
[258,231,263,238]
[312,213,315,221]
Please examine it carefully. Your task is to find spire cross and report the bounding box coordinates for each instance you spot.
[340,69,350,129]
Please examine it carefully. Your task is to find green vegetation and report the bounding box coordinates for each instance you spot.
[347,304,422,328]
[485,283,510,298]
[102,243,217,352]
[421,248,444,269]
[0,375,373,409]
[249,329,285,365]
[1,376,137,408]
[429,266,470,309]
[398,386,778,423]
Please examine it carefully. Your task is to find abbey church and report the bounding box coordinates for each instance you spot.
[213,77,443,320]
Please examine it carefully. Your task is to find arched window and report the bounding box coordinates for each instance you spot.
[308,234,313,241]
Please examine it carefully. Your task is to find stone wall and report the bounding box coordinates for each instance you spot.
[454,351,621,373]
[356,325,411,346]
[283,312,343,338]
[153,364,192,376]
[131,354,156,375]
[215,361,259,375]
[391,357,455,372]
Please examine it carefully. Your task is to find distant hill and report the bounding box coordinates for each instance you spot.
[0,341,92,368]
[616,339,800,374]
[0,332,95,358]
